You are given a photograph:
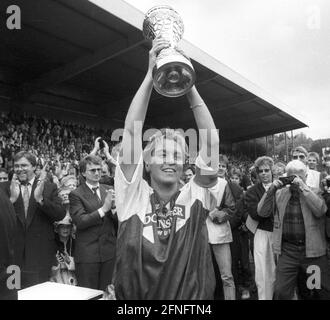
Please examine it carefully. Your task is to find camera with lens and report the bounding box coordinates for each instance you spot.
[279,175,296,186]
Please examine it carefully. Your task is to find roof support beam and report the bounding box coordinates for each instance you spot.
[229,121,305,142]
[218,108,282,125]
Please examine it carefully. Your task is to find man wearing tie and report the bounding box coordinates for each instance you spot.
[0,151,65,289]
[69,155,117,290]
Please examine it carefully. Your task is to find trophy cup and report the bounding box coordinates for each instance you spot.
[143,5,196,97]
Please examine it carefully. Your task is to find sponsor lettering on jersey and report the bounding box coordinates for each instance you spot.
[143,205,186,239]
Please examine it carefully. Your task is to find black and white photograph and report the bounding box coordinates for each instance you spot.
[0,0,329,306]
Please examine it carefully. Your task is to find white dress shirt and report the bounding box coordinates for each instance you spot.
[21,175,36,197]
[262,183,272,192]
[85,182,105,218]
[306,167,321,191]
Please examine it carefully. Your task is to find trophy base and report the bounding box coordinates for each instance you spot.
[153,56,195,98]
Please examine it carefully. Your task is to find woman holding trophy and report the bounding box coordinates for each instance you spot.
[113,6,223,300]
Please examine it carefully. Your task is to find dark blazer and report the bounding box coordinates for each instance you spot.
[0,179,65,286]
[69,182,117,263]
[0,188,17,300]
[245,182,273,232]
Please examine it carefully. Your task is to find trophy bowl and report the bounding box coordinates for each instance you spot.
[143,5,196,97]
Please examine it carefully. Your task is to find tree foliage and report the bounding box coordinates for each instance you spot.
[236,133,327,160]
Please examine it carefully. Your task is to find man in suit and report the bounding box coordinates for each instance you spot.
[0,188,17,300]
[0,151,65,289]
[69,155,117,291]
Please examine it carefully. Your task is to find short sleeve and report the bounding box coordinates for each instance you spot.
[193,154,219,188]
[114,155,151,222]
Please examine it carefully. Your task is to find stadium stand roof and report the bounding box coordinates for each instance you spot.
[0,0,307,142]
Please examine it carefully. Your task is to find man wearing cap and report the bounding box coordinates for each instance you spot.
[69,155,117,291]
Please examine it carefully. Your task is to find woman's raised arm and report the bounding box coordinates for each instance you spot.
[186,86,219,186]
[120,39,170,181]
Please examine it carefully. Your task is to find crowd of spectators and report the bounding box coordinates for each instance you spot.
[0,111,116,171]
[0,109,329,300]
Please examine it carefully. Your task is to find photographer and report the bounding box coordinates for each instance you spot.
[257,160,330,299]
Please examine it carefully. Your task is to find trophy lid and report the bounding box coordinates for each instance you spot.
[142,5,184,42]
[145,5,180,18]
